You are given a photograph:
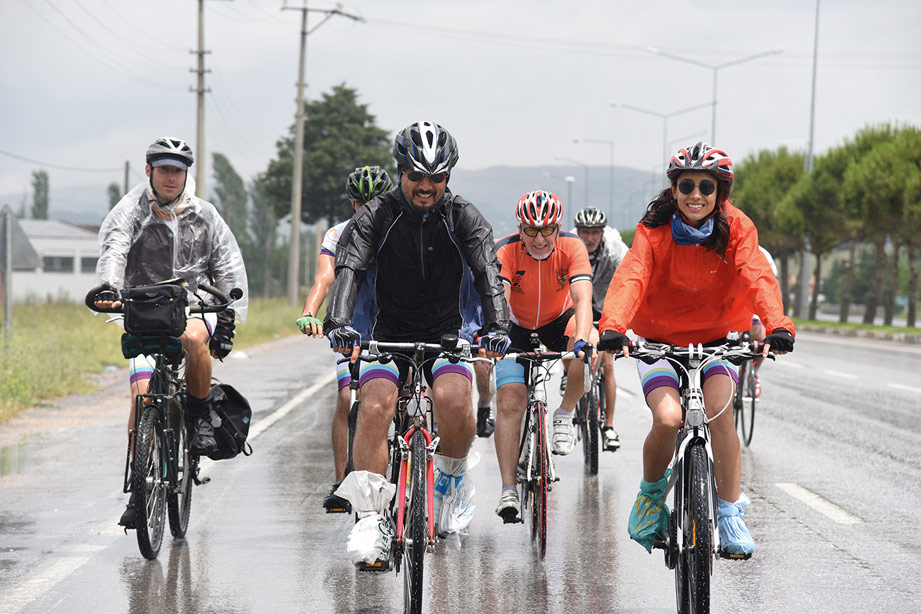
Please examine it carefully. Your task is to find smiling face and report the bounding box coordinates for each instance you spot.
[146,163,186,203]
[519,224,559,260]
[400,169,446,210]
[671,171,718,225]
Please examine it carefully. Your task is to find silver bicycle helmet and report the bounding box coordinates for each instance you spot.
[574,207,606,228]
[146,136,194,170]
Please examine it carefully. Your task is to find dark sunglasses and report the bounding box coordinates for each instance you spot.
[405,170,447,184]
[521,225,558,237]
[677,178,716,196]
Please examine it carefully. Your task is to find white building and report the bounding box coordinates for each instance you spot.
[13,220,100,302]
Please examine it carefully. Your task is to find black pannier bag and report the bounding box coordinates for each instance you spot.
[208,382,254,460]
[122,283,188,337]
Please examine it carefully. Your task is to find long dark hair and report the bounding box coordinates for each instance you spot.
[640,180,732,257]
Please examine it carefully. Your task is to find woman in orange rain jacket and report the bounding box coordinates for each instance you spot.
[597,142,795,559]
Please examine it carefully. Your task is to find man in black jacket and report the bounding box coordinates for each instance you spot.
[324,121,510,564]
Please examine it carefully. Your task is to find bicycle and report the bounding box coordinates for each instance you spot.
[343,335,487,614]
[732,336,757,447]
[500,334,590,559]
[85,279,240,560]
[619,334,768,614]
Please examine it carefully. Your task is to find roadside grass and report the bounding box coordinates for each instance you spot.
[0,298,300,423]
[791,317,921,336]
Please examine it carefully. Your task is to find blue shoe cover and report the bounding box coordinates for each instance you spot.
[718,493,754,557]
[628,468,672,553]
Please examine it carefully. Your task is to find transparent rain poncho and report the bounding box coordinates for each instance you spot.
[97,177,248,321]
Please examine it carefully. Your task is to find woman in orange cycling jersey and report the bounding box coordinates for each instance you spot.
[597,142,795,559]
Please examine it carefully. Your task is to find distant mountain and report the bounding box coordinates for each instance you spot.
[2,165,661,233]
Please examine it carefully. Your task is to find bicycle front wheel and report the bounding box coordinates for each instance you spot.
[583,382,600,475]
[133,404,167,560]
[402,431,428,614]
[167,398,193,538]
[739,362,756,447]
[533,401,550,559]
[684,443,713,614]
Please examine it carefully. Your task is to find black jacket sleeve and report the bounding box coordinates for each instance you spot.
[323,204,379,332]
[451,197,510,334]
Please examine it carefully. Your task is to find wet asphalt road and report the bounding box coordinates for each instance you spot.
[1,332,921,613]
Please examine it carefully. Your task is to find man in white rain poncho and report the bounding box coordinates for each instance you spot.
[95,136,248,529]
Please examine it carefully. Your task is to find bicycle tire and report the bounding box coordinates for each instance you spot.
[534,401,549,559]
[740,362,756,447]
[167,397,193,538]
[584,382,600,475]
[685,443,712,614]
[403,431,427,614]
[133,404,167,560]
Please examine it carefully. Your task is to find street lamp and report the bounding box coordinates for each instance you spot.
[611,101,711,173]
[541,172,576,210]
[555,156,590,207]
[573,137,614,219]
[647,46,783,144]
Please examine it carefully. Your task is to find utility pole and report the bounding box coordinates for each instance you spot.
[190,0,210,198]
[283,1,362,306]
[123,160,130,194]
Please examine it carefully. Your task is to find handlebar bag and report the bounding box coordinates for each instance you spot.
[123,284,188,337]
[208,382,253,461]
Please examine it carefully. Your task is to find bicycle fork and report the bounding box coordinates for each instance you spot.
[395,428,440,551]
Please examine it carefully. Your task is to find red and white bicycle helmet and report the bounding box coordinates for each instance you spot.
[666,141,733,186]
[516,190,563,227]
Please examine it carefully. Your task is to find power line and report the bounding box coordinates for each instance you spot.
[0,148,122,173]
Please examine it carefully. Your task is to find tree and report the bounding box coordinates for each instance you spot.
[261,83,394,225]
[107,183,122,209]
[843,125,906,324]
[731,147,805,313]
[894,128,921,326]
[249,173,282,297]
[31,170,49,220]
[212,153,248,243]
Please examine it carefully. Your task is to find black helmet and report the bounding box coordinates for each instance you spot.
[392,121,459,175]
[666,141,732,186]
[146,136,194,170]
[574,207,606,228]
[345,166,393,202]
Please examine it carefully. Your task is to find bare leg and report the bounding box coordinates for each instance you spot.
[643,387,682,482]
[705,374,740,502]
[332,386,350,481]
[353,378,398,475]
[494,382,528,487]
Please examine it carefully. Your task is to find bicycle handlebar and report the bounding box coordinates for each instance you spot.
[84,282,241,315]
[622,339,770,364]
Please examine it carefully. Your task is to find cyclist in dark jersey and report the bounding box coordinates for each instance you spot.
[323,121,510,564]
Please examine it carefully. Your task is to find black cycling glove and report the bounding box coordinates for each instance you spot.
[763,328,794,352]
[209,308,235,359]
[327,325,361,350]
[478,331,511,356]
[597,330,631,353]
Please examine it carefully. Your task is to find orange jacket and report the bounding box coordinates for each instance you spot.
[599,202,794,345]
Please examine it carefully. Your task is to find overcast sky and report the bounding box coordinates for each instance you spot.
[2,0,919,204]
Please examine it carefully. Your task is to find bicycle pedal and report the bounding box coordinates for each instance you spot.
[356,558,393,572]
[324,506,351,514]
[718,549,752,561]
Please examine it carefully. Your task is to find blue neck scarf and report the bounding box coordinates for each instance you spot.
[671,211,714,245]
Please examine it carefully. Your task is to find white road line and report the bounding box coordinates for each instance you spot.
[776,360,804,369]
[5,376,336,612]
[776,483,863,525]
[2,544,104,612]
[823,369,858,380]
[887,382,921,394]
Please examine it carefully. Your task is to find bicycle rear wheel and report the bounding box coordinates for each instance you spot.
[402,431,427,614]
[167,397,193,538]
[739,362,756,447]
[533,401,550,559]
[684,443,713,614]
[732,361,745,431]
[134,404,167,560]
